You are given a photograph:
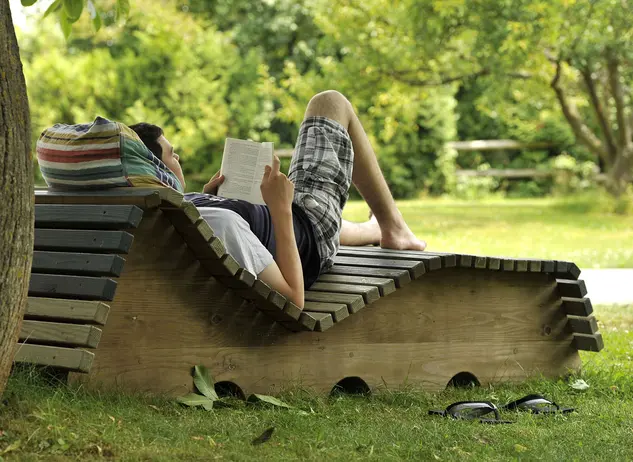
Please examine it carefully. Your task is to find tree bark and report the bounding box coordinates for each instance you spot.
[581,66,617,160]
[0,0,34,396]
[606,53,633,153]
[551,60,611,169]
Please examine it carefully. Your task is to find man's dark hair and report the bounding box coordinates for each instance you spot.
[129,123,164,159]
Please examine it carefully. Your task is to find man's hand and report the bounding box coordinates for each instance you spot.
[203,171,225,195]
[260,155,294,215]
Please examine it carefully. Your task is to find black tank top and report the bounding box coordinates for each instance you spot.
[184,193,321,288]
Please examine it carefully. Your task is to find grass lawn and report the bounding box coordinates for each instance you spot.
[1,304,632,461]
[342,196,633,268]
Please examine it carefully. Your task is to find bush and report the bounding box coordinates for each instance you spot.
[549,153,599,196]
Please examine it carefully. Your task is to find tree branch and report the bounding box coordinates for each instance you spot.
[580,65,617,159]
[382,68,532,87]
[606,51,632,151]
[386,69,490,86]
[551,60,610,166]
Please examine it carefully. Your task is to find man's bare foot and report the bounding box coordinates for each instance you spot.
[380,225,427,251]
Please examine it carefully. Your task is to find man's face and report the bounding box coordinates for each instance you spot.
[158,135,186,190]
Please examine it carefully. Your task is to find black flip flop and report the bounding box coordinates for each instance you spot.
[429,401,513,424]
[502,394,574,415]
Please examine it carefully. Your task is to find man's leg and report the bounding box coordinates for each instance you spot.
[340,217,381,246]
[304,90,426,250]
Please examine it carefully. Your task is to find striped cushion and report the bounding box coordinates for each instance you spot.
[36,117,184,192]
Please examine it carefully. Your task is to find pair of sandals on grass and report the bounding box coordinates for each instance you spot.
[429,394,574,424]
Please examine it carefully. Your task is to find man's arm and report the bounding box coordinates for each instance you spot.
[258,156,304,308]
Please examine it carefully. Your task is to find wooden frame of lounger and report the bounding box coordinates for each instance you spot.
[15,187,602,396]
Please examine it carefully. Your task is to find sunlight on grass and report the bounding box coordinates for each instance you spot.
[343,196,633,268]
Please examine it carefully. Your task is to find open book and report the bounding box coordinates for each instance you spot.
[216,138,274,205]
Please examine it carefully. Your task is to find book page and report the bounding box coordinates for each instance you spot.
[217,138,273,204]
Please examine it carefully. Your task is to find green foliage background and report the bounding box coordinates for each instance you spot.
[17,0,632,197]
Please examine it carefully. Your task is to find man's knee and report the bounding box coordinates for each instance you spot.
[305,90,353,127]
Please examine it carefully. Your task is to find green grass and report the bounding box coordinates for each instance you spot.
[342,196,633,268]
[1,304,632,461]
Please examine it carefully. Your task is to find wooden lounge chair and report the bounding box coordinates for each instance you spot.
[14,188,603,396]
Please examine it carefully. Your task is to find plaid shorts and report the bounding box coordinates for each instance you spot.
[289,116,354,273]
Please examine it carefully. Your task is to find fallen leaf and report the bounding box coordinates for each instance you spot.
[192,436,204,441]
[177,393,214,411]
[193,365,219,402]
[252,427,275,446]
[108,415,115,423]
[570,379,590,390]
[148,405,160,411]
[247,394,294,409]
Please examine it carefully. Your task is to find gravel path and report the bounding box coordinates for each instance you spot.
[580,269,633,305]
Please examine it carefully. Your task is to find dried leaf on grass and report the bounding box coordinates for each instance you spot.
[247,394,294,409]
[570,379,590,391]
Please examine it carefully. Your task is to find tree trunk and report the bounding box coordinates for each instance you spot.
[0,0,34,396]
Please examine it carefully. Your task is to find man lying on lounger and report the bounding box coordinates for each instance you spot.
[130,90,426,308]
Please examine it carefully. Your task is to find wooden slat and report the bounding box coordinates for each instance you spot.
[20,320,102,348]
[515,260,529,272]
[302,312,334,332]
[557,279,587,298]
[309,282,380,304]
[32,251,125,277]
[487,257,501,270]
[426,252,457,268]
[35,189,161,209]
[327,265,411,288]
[14,343,94,372]
[459,255,474,268]
[541,260,556,273]
[333,255,426,279]
[303,302,349,322]
[25,298,109,325]
[336,247,442,271]
[35,187,184,208]
[339,245,457,267]
[315,273,395,296]
[474,256,487,269]
[296,312,317,331]
[162,205,226,262]
[161,201,200,229]
[304,291,365,314]
[198,253,239,278]
[188,236,225,261]
[562,297,594,316]
[528,260,542,272]
[35,205,143,229]
[567,315,599,335]
[217,269,256,290]
[502,259,515,271]
[238,280,302,326]
[573,333,604,352]
[28,274,117,301]
[555,261,581,280]
[273,296,301,321]
[34,229,134,254]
